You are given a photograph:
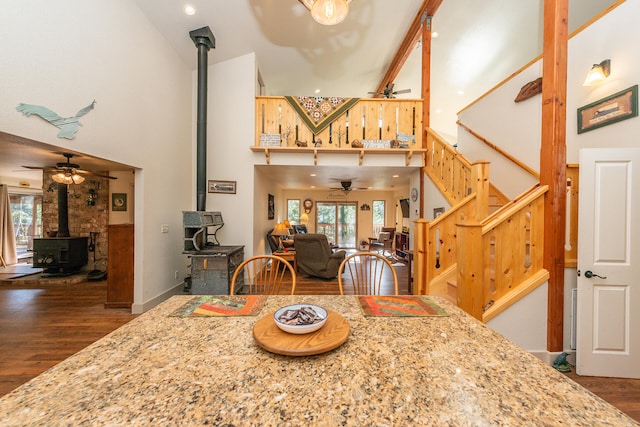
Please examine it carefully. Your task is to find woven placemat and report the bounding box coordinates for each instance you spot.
[170,295,266,317]
[358,295,449,317]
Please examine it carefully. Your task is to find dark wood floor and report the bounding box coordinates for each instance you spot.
[1,266,639,423]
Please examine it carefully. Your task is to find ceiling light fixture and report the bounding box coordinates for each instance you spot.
[52,171,85,185]
[184,5,195,15]
[299,0,351,25]
[583,59,611,86]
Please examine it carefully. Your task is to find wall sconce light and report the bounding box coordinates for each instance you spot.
[360,203,371,211]
[583,59,611,86]
[299,0,351,25]
[86,188,97,206]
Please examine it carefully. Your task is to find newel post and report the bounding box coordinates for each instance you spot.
[470,161,490,221]
[414,219,429,295]
[456,221,484,320]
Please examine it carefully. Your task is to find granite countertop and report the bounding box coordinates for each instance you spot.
[0,295,637,426]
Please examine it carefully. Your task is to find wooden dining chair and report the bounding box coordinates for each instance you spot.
[338,252,398,295]
[230,255,296,295]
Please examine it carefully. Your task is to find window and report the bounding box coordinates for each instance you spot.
[372,200,385,236]
[9,190,43,258]
[287,199,300,224]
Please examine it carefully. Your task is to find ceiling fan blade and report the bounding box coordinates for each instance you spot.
[77,169,117,179]
[393,89,411,95]
[22,165,56,170]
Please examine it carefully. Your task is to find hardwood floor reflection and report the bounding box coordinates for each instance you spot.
[1,266,639,423]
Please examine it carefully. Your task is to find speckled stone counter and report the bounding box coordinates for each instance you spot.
[0,295,637,426]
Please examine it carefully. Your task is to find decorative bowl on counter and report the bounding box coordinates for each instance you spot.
[273,304,328,334]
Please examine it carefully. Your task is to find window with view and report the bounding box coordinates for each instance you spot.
[372,200,385,236]
[287,199,300,224]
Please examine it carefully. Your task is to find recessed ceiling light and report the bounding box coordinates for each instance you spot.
[435,108,442,113]
[310,185,316,189]
[432,31,439,38]
[184,5,195,15]
[314,89,321,94]
[310,173,316,177]
[457,90,465,95]
[392,174,399,178]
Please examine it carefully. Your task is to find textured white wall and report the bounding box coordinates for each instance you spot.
[0,0,193,310]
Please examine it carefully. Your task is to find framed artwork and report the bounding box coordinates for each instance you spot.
[433,207,445,218]
[112,193,127,211]
[578,85,638,134]
[268,194,275,220]
[208,180,236,194]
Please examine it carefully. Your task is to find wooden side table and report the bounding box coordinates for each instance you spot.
[273,251,297,272]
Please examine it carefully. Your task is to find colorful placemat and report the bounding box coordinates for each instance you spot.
[170,295,266,317]
[358,295,449,317]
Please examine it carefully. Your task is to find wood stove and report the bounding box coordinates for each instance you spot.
[33,237,88,276]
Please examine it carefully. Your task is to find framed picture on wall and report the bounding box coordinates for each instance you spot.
[268,194,275,220]
[577,85,638,134]
[112,193,127,211]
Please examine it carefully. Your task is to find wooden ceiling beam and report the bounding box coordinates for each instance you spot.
[373,0,443,97]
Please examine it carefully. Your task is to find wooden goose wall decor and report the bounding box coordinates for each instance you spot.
[16,100,96,139]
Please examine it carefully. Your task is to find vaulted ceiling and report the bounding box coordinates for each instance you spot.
[0,0,614,190]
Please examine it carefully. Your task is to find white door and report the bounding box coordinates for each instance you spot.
[577,148,640,378]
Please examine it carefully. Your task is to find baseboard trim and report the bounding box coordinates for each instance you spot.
[530,350,576,366]
[131,282,184,314]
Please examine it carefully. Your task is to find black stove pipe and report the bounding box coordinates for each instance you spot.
[57,184,70,237]
[189,27,216,212]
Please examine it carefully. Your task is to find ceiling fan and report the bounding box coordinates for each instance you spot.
[22,152,117,184]
[368,82,411,99]
[330,178,368,193]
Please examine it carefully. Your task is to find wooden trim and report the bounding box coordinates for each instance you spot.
[482,269,550,323]
[457,121,540,179]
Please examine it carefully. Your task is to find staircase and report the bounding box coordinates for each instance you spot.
[415,127,553,322]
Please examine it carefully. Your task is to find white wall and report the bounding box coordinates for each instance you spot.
[0,0,193,312]
[203,53,259,258]
[453,1,638,353]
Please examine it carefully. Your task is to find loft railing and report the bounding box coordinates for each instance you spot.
[255,97,423,148]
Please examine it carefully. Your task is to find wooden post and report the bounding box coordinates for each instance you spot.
[470,160,490,220]
[541,0,568,352]
[457,221,484,320]
[414,219,429,294]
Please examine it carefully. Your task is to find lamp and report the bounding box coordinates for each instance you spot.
[583,59,611,86]
[272,222,290,251]
[300,213,309,225]
[299,0,351,25]
[52,171,85,185]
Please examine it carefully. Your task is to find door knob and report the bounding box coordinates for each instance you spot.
[584,270,607,279]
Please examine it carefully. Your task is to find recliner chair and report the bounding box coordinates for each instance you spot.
[293,233,346,279]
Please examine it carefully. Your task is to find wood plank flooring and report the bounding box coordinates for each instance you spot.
[1,265,639,423]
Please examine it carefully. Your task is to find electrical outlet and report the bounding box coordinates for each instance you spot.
[161,224,169,233]
[174,271,179,280]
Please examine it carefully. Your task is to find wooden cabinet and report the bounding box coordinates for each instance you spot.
[105,224,134,308]
[395,232,410,261]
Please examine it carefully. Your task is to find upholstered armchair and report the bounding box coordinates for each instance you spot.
[293,233,346,279]
[369,227,395,256]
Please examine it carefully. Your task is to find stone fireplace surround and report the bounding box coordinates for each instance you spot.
[41,175,110,273]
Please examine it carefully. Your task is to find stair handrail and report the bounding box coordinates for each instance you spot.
[457,120,540,179]
[456,184,549,320]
